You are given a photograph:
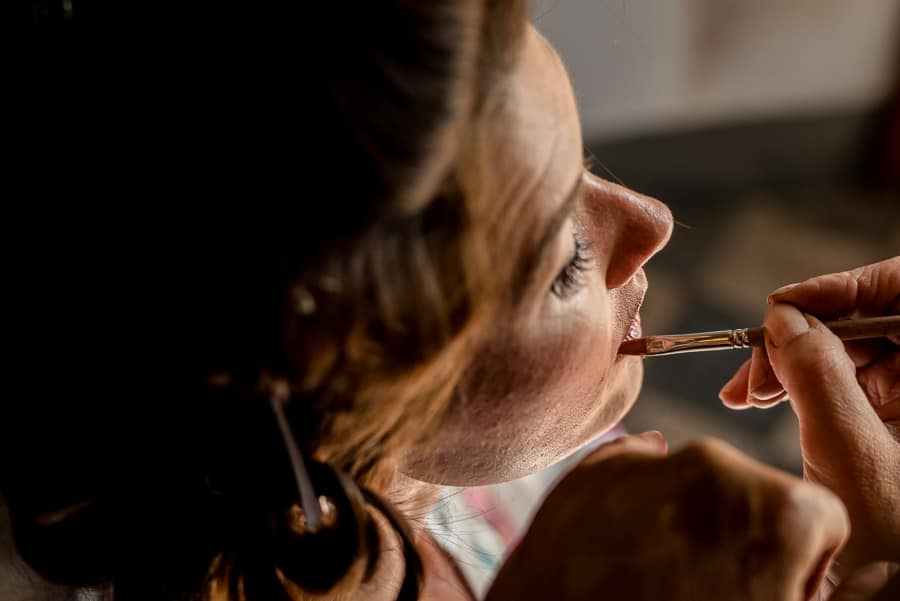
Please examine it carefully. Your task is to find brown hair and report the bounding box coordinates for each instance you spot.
[3,1,527,600]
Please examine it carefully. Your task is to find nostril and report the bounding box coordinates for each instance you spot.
[804,549,836,601]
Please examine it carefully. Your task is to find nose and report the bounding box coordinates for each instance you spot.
[582,173,673,289]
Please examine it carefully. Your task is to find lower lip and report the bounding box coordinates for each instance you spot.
[616,314,643,360]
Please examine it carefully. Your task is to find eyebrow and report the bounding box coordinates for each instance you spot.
[516,174,583,296]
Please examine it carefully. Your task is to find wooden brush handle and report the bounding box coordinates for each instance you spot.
[747,315,900,347]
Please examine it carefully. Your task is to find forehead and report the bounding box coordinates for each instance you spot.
[492,25,582,247]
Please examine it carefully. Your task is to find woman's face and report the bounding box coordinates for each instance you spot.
[404,25,674,485]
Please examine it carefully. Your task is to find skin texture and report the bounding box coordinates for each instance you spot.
[393,22,871,601]
[487,435,850,601]
[404,24,673,486]
[393,21,896,601]
[720,257,900,583]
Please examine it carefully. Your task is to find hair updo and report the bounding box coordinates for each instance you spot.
[2,1,526,599]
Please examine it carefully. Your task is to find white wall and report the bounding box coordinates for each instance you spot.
[533,0,900,140]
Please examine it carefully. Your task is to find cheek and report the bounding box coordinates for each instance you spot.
[528,313,641,433]
[532,315,612,402]
[406,293,643,485]
[468,294,617,422]
[531,285,625,408]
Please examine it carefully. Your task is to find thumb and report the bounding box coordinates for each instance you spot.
[763,303,886,462]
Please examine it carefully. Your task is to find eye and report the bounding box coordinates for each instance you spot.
[551,232,592,299]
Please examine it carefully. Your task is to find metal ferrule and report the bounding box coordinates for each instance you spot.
[645,328,752,356]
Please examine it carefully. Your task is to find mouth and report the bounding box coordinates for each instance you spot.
[617,270,647,356]
[623,312,642,342]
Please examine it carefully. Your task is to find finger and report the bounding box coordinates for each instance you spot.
[870,568,900,601]
[751,482,850,599]
[720,358,753,409]
[857,350,900,411]
[830,562,900,601]
[582,431,668,465]
[844,339,897,369]
[780,482,850,601]
[752,390,789,409]
[764,303,888,464]
[875,401,900,425]
[858,350,900,428]
[747,344,785,407]
[767,257,900,318]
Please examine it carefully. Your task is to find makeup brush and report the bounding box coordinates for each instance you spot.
[618,315,900,357]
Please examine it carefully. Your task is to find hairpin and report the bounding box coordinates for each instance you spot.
[269,381,324,532]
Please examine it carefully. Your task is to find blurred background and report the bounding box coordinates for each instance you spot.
[2,2,900,598]
[534,0,900,473]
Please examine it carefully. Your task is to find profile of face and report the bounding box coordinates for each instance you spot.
[403,25,674,485]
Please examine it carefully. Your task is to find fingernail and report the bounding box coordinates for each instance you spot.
[748,363,783,401]
[750,387,784,402]
[768,283,798,304]
[747,346,777,400]
[749,391,788,409]
[748,370,764,392]
[765,303,810,348]
[748,353,766,392]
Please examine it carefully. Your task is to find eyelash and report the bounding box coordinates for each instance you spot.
[551,232,591,299]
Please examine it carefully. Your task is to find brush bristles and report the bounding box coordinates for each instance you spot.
[617,338,647,355]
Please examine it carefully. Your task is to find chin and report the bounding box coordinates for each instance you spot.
[591,356,644,437]
[402,359,646,487]
[617,355,644,414]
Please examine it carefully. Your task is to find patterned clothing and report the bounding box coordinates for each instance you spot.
[425,426,626,599]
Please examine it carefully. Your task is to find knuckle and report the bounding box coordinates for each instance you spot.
[842,270,861,303]
[768,482,835,550]
[777,484,816,528]
[879,262,900,306]
[784,326,853,372]
[675,437,734,465]
[856,262,899,309]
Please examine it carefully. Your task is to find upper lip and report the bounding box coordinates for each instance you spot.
[620,269,648,343]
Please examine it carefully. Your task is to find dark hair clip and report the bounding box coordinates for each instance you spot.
[269,382,324,532]
[268,382,422,600]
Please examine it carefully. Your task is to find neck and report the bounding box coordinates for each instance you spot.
[386,471,446,535]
